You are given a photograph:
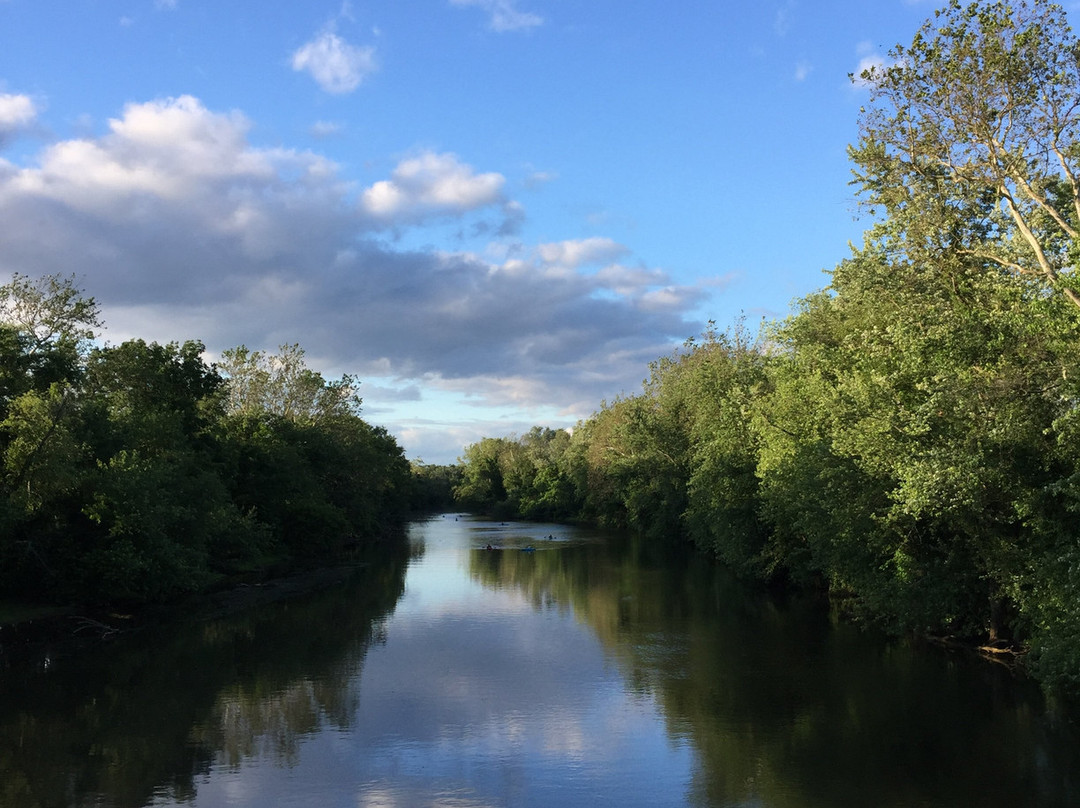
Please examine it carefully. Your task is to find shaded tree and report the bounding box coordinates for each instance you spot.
[409,461,463,513]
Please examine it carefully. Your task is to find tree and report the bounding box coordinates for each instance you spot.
[0,273,101,506]
[852,0,1080,308]
[0,274,101,587]
[78,340,251,600]
[752,231,1080,643]
[455,437,511,514]
[409,461,463,512]
[218,343,361,424]
[0,272,101,359]
[677,323,772,576]
[572,389,691,541]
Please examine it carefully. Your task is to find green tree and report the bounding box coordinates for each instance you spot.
[409,461,463,512]
[569,390,689,541]
[754,234,1080,643]
[0,273,101,512]
[0,272,101,362]
[78,340,255,601]
[216,341,408,555]
[677,323,772,576]
[0,273,101,593]
[852,0,1080,307]
[455,437,511,514]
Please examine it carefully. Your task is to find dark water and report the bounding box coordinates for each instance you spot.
[1,515,1078,807]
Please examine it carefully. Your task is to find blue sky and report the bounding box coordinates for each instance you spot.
[0,0,1002,463]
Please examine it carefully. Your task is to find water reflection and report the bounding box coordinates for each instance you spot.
[335,516,697,808]
[0,543,409,808]
[469,528,1080,807]
[0,516,1078,807]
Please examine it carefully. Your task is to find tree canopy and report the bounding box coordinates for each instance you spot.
[0,274,412,605]
[852,0,1080,307]
[218,343,362,424]
[456,0,1080,696]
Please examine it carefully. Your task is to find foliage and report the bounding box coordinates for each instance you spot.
[0,272,102,359]
[0,274,410,605]
[218,343,361,423]
[852,0,1080,307]
[454,428,579,521]
[671,322,771,574]
[455,2,1080,694]
[408,461,463,513]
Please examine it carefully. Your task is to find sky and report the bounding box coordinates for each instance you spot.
[0,0,1023,464]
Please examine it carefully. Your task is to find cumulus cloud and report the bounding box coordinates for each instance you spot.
[360,151,506,226]
[291,29,377,94]
[0,93,38,147]
[0,94,710,459]
[449,0,543,32]
[0,96,351,303]
[536,237,628,269]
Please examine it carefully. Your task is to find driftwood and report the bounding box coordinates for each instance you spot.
[69,615,125,639]
[924,634,1028,670]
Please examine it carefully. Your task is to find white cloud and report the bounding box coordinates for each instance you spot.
[0,94,709,461]
[594,264,668,297]
[0,94,38,147]
[154,0,177,9]
[360,151,506,225]
[291,29,377,94]
[794,60,812,82]
[449,0,543,32]
[0,95,349,291]
[537,238,628,269]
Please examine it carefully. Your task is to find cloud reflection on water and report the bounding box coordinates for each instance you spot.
[178,517,696,807]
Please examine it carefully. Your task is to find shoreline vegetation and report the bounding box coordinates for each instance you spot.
[4,0,1080,703]
[0,272,413,614]
[452,0,1080,699]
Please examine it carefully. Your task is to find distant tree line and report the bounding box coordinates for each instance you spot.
[0,273,413,605]
[454,0,1080,694]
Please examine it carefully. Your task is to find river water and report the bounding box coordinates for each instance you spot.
[2,514,1079,807]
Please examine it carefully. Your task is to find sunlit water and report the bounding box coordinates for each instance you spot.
[1,514,1078,807]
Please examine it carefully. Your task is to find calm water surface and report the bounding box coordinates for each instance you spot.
[1,514,1079,807]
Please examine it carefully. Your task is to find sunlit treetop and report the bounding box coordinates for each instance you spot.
[851,0,1080,308]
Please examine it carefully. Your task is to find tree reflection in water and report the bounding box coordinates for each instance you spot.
[1,520,1078,808]
[469,532,1080,808]
[0,541,408,808]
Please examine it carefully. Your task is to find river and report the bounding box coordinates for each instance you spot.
[1,514,1078,807]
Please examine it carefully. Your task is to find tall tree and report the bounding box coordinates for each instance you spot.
[0,274,100,565]
[852,0,1080,307]
[0,272,101,360]
[218,343,361,424]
